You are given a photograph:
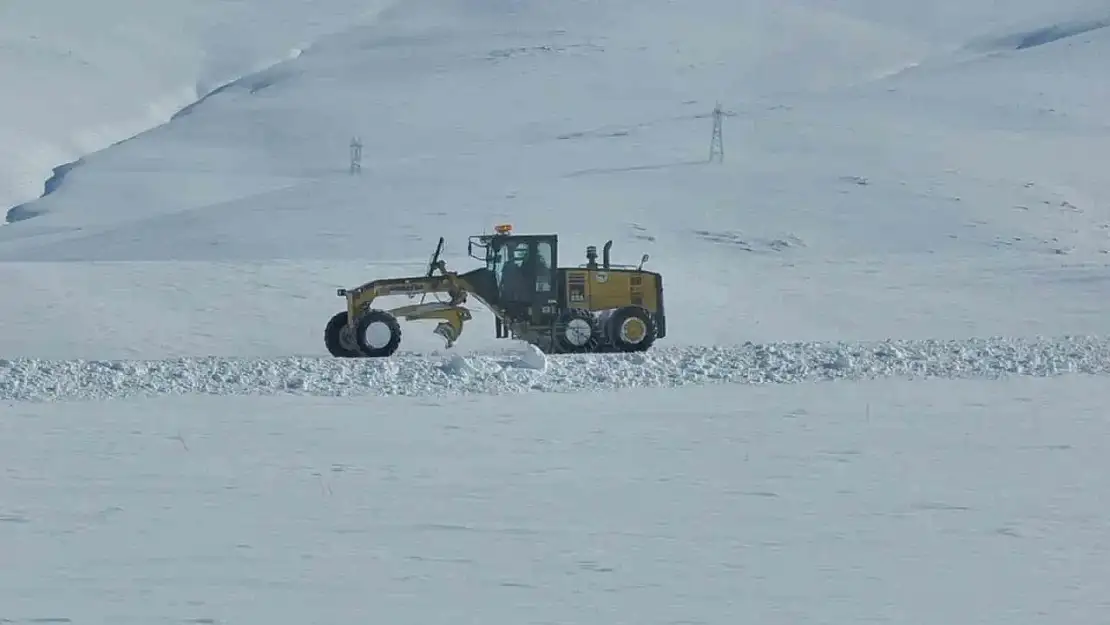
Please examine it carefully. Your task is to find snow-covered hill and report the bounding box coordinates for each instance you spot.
[3,1,1110,621]
[0,0,394,214]
[6,2,1110,261]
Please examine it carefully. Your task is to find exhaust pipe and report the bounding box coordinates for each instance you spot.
[603,240,612,269]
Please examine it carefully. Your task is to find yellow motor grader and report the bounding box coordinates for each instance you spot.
[324,224,667,357]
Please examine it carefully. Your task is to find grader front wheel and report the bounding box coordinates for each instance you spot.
[324,311,361,357]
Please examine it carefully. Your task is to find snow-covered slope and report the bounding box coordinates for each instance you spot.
[4,0,1110,259]
[0,0,395,214]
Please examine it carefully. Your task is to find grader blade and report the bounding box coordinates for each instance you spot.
[388,302,474,348]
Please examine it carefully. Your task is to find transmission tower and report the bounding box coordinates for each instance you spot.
[349,136,363,175]
[708,102,724,163]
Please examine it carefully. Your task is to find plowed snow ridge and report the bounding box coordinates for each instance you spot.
[4,336,1110,402]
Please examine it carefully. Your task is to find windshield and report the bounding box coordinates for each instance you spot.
[487,241,506,273]
[491,239,527,291]
[490,239,525,267]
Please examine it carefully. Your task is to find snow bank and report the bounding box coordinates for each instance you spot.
[4,336,1109,403]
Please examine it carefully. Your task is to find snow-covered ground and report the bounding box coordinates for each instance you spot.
[3,0,1110,620]
[5,377,1110,623]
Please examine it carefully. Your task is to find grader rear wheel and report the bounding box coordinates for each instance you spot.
[606,305,657,352]
[553,308,601,353]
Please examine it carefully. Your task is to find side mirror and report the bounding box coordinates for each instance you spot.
[468,241,473,255]
[638,254,649,270]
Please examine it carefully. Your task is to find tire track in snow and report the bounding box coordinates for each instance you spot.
[4,336,1110,403]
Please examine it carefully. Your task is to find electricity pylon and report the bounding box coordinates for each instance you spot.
[349,136,363,175]
[709,102,724,163]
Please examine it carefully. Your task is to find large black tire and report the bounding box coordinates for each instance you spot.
[553,308,601,353]
[324,311,361,357]
[354,309,403,357]
[606,305,657,352]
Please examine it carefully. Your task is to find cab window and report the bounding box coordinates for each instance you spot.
[535,241,552,269]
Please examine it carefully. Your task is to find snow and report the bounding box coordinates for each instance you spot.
[3,0,1110,619]
[4,377,1110,623]
[5,336,1110,403]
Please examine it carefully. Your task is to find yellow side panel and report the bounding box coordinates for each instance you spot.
[564,270,659,312]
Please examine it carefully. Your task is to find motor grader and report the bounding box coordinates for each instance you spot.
[324,224,667,357]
